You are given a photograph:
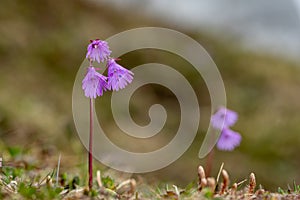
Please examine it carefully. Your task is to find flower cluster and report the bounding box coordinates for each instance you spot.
[82,39,134,98]
[211,107,241,151]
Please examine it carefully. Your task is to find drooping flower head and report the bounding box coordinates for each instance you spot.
[216,128,241,151]
[86,39,111,63]
[211,107,241,151]
[82,67,107,98]
[107,58,134,91]
[211,107,238,130]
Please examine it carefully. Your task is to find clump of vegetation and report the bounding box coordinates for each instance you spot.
[0,148,137,199]
[193,164,300,200]
[0,148,299,199]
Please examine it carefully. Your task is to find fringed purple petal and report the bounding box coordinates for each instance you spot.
[82,67,108,98]
[211,107,238,130]
[86,39,111,63]
[107,59,134,91]
[217,128,241,151]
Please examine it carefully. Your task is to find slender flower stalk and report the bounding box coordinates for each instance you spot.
[82,39,133,190]
[205,148,214,177]
[89,98,93,189]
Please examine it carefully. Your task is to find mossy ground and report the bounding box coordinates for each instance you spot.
[0,147,299,199]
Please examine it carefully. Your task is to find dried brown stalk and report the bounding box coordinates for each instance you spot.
[230,183,238,195]
[255,188,265,196]
[248,173,256,194]
[198,166,207,191]
[207,177,216,192]
[219,169,230,195]
[116,179,136,195]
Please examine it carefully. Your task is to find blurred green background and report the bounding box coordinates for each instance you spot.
[0,0,300,191]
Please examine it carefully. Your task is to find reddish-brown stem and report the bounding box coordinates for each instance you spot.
[89,98,93,190]
[205,148,214,177]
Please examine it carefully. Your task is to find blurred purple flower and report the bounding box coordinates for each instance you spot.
[107,58,134,91]
[211,107,242,151]
[82,67,107,98]
[216,128,241,151]
[211,107,238,130]
[86,39,111,63]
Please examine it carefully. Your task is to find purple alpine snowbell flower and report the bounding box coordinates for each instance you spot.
[82,67,107,98]
[216,128,242,151]
[211,107,242,151]
[107,58,134,91]
[86,39,111,63]
[211,107,238,130]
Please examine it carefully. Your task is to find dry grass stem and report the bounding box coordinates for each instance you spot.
[96,170,102,188]
[216,162,224,183]
[116,179,136,195]
[237,179,248,186]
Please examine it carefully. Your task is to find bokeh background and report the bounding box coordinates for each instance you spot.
[0,0,300,191]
